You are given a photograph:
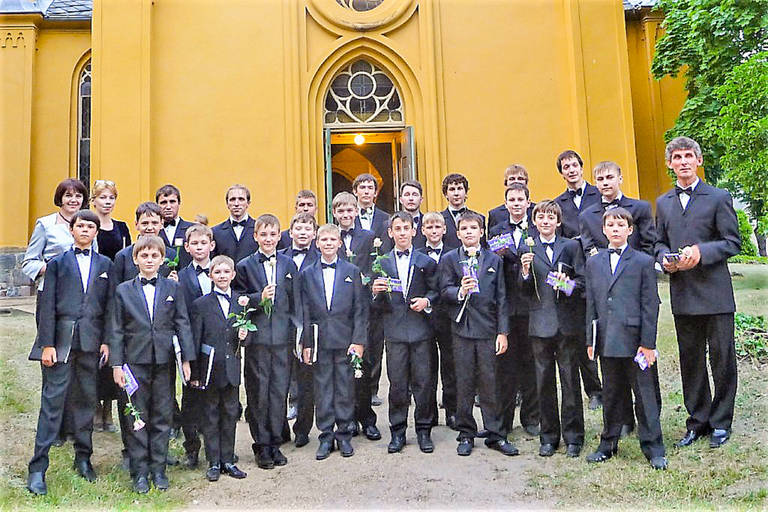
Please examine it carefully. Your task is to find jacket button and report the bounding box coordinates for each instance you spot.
[226,355,230,359]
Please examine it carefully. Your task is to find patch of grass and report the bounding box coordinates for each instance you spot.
[0,358,33,417]
[729,255,768,264]
[735,312,768,363]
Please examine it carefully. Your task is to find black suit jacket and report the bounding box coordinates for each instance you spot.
[440,208,487,251]
[233,252,300,346]
[355,206,392,252]
[112,244,176,284]
[487,203,535,234]
[277,229,292,251]
[520,236,585,338]
[191,291,242,388]
[410,212,427,249]
[177,262,207,317]
[35,249,113,354]
[300,259,368,350]
[159,218,194,268]
[439,247,508,339]
[109,276,195,366]
[586,247,659,356]
[654,181,740,315]
[554,183,601,239]
[279,245,320,272]
[372,249,439,343]
[488,220,539,316]
[338,226,376,277]
[212,217,259,263]
[579,196,657,257]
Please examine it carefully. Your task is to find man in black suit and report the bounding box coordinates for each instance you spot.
[109,235,195,493]
[399,180,427,249]
[301,224,369,460]
[520,200,586,458]
[439,212,518,457]
[27,211,112,496]
[655,136,741,449]
[487,164,534,233]
[372,212,440,453]
[277,189,318,251]
[440,173,487,251]
[212,184,259,263]
[552,150,602,410]
[156,184,194,268]
[488,184,540,438]
[585,208,667,470]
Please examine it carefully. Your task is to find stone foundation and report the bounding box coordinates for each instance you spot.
[0,248,34,297]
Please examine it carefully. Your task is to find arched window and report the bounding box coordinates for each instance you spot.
[77,60,91,187]
[335,0,384,11]
[324,60,403,127]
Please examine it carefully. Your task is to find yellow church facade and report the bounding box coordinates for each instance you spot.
[0,0,685,250]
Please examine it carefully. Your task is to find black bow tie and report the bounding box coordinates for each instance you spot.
[164,218,177,228]
[450,207,467,217]
[140,277,157,286]
[542,242,555,251]
[427,247,442,256]
[608,247,623,256]
[341,229,352,239]
[258,253,276,264]
[74,248,90,256]
[321,262,336,270]
[360,208,373,218]
[195,266,209,275]
[568,188,583,197]
[675,186,693,196]
[602,199,620,209]
[215,290,231,300]
[511,221,525,231]
[231,219,247,227]
[293,247,309,255]
[396,249,410,258]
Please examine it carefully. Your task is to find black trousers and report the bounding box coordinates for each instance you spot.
[386,340,434,435]
[499,315,539,431]
[368,309,385,397]
[429,313,456,422]
[578,340,602,398]
[292,359,315,438]
[29,350,99,474]
[355,348,377,429]
[531,334,585,446]
[453,335,503,442]
[674,313,737,433]
[202,383,240,465]
[314,349,355,443]
[598,357,665,459]
[180,385,203,457]
[245,344,291,449]
[125,363,173,477]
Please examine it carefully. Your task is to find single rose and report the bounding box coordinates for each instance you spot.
[525,237,535,247]
[354,369,363,379]
[373,238,383,248]
[346,248,355,258]
[238,296,249,307]
[133,418,145,431]
[467,247,478,258]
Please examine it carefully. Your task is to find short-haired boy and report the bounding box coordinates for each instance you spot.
[585,208,667,470]
[26,211,113,496]
[110,235,195,493]
[439,212,518,457]
[278,189,318,250]
[301,224,369,460]
[191,255,249,481]
[113,202,177,284]
[440,173,486,250]
[487,164,533,232]
[519,201,585,458]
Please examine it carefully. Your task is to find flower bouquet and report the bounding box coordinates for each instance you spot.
[348,347,363,379]
[456,247,479,322]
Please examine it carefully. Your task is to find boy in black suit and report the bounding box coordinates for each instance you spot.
[372,212,439,453]
[399,180,427,249]
[156,184,194,268]
[234,214,300,469]
[487,164,534,232]
[26,211,112,496]
[277,189,318,250]
[417,212,457,430]
[439,212,518,457]
[488,184,540,438]
[279,213,320,447]
[440,173,486,250]
[191,255,248,481]
[212,184,258,263]
[519,200,586,458]
[301,224,369,460]
[656,136,740,449]
[585,208,667,470]
[110,235,195,493]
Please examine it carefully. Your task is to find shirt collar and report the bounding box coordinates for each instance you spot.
[508,215,527,227]
[602,192,623,203]
[229,214,249,223]
[426,242,443,251]
[567,182,586,194]
[539,234,556,244]
[194,261,210,270]
[321,256,338,266]
[215,287,231,297]
[610,243,628,254]
[676,177,700,191]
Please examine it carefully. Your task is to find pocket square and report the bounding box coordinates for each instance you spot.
[99,272,109,279]
[488,267,496,273]
[166,296,175,302]
[344,276,353,283]
[285,273,292,279]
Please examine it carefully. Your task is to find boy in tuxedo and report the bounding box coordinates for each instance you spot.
[279,213,320,447]
[440,173,486,250]
[301,224,369,460]
[212,184,258,263]
[519,201,586,458]
[234,214,300,469]
[277,189,317,250]
[399,180,427,249]
[488,184,540,437]
[487,164,534,232]
[417,212,457,430]
[110,235,195,493]
[156,184,194,268]
[585,208,667,470]
[191,255,248,481]
[371,212,439,453]
[26,211,112,496]
[439,212,518,457]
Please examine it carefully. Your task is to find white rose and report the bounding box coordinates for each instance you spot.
[238,296,249,307]
[373,238,383,249]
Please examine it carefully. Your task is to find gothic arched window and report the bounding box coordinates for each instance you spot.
[77,60,91,187]
[335,0,384,12]
[324,60,403,126]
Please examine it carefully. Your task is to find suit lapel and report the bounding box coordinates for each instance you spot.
[65,251,85,296]
[132,277,153,322]
[311,264,328,310]
[532,243,552,270]
[84,252,100,294]
[551,236,566,266]
[609,247,633,290]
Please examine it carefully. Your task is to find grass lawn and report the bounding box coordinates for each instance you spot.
[0,264,766,510]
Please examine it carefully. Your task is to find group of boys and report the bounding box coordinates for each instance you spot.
[27,136,741,496]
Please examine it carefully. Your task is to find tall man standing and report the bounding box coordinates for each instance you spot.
[655,136,740,448]
[212,184,259,264]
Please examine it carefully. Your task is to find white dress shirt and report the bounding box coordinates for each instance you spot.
[602,192,624,209]
[509,216,527,248]
[142,280,156,322]
[195,263,212,295]
[609,243,628,274]
[260,251,277,286]
[358,206,374,231]
[342,230,353,252]
[540,235,556,263]
[163,218,180,246]
[569,182,587,209]
[229,215,249,241]
[394,247,412,296]
[676,177,699,210]
[425,243,443,263]
[74,247,92,293]
[215,287,231,317]
[291,245,308,270]
[321,258,337,310]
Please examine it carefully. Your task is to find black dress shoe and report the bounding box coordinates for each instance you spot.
[710,429,730,448]
[417,431,434,453]
[184,453,199,469]
[338,438,355,457]
[476,429,490,438]
[294,433,309,448]
[650,456,668,470]
[446,415,459,431]
[539,443,557,457]
[388,434,406,453]
[257,447,274,469]
[457,438,473,456]
[487,439,520,456]
[316,440,334,460]
[586,448,615,463]
[222,463,247,479]
[566,444,582,457]
[133,474,150,494]
[206,464,220,482]
[26,472,47,495]
[523,424,540,437]
[588,395,602,410]
[363,425,382,441]
[272,447,288,466]
[676,429,705,448]
[73,460,97,482]
[350,423,359,437]
[620,424,635,439]
[152,471,169,491]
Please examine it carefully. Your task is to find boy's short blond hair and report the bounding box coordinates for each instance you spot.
[210,254,235,272]
[255,213,280,232]
[185,223,213,242]
[316,223,341,239]
[132,235,165,259]
[290,212,318,230]
[421,211,445,226]
[332,191,357,210]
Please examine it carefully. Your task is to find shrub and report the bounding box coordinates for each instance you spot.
[734,312,768,364]
[736,210,758,257]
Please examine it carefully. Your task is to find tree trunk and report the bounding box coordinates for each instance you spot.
[755,230,766,257]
